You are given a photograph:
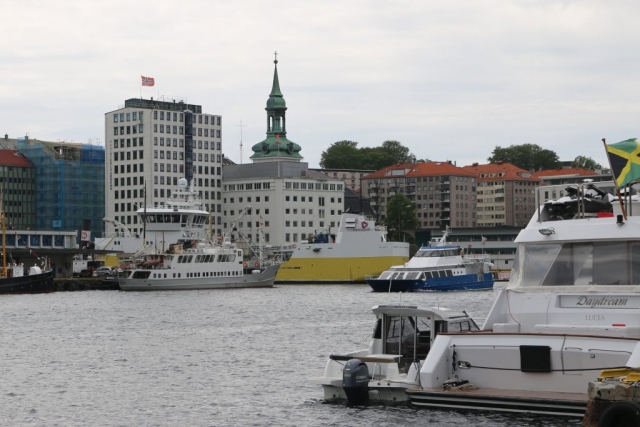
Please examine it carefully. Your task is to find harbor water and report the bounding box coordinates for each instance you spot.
[0,284,580,426]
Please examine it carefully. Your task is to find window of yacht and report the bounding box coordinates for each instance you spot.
[522,242,640,287]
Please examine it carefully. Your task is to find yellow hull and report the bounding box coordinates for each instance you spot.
[276,255,409,283]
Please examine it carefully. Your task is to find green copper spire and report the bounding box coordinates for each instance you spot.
[267,54,285,109]
[251,53,302,162]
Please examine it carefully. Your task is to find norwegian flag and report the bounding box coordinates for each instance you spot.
[141,76,155,87]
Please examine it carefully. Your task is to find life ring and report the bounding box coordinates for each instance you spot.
[254,261,260,268]
[243,262,248,268]
[293,243,297,248]
[361,221,368,229]
[599,401,640,427]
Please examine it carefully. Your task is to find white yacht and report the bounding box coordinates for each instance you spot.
[316,181,640,417]
[95,178,210,254]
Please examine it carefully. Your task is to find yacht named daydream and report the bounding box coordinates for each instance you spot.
[315,181,640,417]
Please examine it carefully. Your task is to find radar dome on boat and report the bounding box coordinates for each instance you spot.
[178,178,188,188]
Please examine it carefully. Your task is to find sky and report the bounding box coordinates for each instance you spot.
[2,0,639,169]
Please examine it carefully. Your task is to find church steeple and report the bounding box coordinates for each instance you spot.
[251,53,302,162]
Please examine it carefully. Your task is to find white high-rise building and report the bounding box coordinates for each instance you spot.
[222,58,343,247]
[104,98,223,237]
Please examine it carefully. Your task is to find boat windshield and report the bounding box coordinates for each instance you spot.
[415,249,459,258]
[518,241,640,287]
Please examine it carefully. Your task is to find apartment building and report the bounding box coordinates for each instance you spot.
[364,161,477,229]
[0,149,35,230]
[462,162,541,228]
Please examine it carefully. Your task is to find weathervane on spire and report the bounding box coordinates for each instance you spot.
[274,50,278,65]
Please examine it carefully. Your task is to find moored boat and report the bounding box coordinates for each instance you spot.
[276,213,409,283]
[0,200,54,294]
[365,228,494,292]
[119,206,280,291]
[316,181,640,418]
[312,303,479,404]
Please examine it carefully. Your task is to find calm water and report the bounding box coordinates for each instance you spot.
[0,285,580,426]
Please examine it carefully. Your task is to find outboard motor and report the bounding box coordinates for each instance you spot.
[342,359,369,406]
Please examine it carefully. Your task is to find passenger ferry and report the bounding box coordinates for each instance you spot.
[365,228,494,292]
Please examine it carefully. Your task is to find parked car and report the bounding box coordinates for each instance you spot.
[94,267,114,277]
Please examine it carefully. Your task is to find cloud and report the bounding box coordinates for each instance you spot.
[1,0,638,167]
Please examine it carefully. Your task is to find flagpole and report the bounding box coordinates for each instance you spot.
[602,138,628,219]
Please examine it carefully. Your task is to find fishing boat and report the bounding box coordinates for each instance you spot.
[119,206,279,291]
[365,228,494,292]
[312,304,479,404]
[276,213,409,283]
[95,178,210,254]
[0,203,53,294]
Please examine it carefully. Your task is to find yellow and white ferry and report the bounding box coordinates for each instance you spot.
[276,213,409,283]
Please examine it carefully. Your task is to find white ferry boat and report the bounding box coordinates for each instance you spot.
[276,213,409,283]
[95,178,210,254]
[119,206,279,291]
[314,181,640,417]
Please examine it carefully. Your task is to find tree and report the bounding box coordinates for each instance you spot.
[320,140,415,170]
[380,140,413,164]
[571,155,602,171]
[487,144,561,171]
[384,195,418,242]
[319,141,360,169]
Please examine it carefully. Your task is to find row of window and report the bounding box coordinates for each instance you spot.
[114,151,144,161]
[153,151,221,163]
[114,125,144,135]
[114,111,143,123]
[114,163,143,174]
[153,138,221,151]
[226,183,272,191]
[285,181,343,191]
[114,138,143,148]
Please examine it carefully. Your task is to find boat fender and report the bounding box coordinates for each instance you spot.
[361,221,368,229]
[342,359,369,406]
[599,401,640,427]
[243,262,248,268]
[254,261,260,268]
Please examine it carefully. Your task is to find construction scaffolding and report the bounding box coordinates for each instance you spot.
[18,137,105,238]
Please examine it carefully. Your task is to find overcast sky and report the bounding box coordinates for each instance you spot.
[2,0,638,168]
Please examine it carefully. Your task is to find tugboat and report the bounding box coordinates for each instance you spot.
[0,200,53,294]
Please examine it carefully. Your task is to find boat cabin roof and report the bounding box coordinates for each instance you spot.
[371,304,470,320]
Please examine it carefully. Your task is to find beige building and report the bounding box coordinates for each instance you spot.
[462,162,541,228]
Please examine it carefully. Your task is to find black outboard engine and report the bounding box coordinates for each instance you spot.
[342,359,369,406]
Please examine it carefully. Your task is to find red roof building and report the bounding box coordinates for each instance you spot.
[363,161,478,229]
[462,162,541,227]
[0,149,36,230]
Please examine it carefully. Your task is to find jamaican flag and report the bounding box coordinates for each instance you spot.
[606,138,640,188]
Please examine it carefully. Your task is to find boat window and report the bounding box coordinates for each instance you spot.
[373,319,382,339]
[147,215,156,223]
[172,215,180,223]
[522,242,640,287]
[406,272,421,280]
[379,272,393,280]
[156,215,163,223]
[445,270,453,277]
[448,320,478,332]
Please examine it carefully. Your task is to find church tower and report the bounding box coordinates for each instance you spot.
[250,55,302,162]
